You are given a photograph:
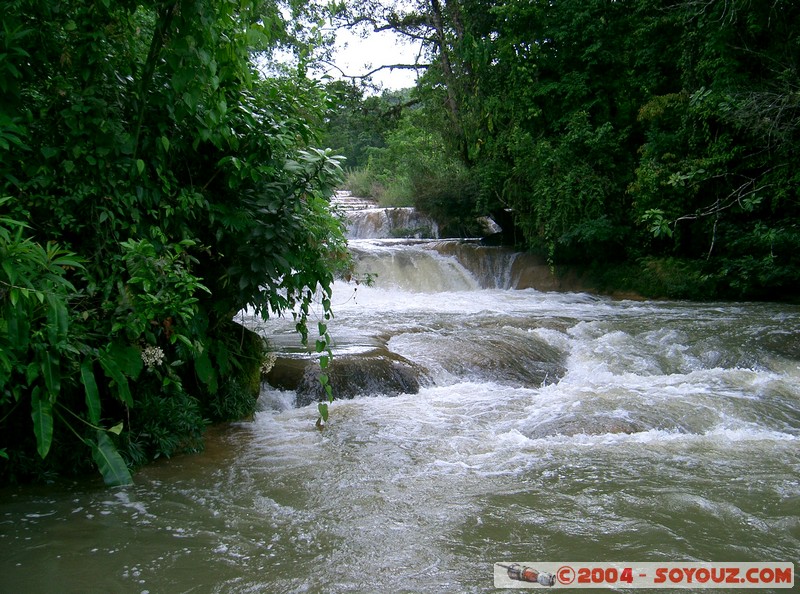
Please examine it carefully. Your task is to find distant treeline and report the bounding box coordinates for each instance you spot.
[325,0,800,301]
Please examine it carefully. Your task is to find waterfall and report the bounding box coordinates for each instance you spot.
[343,207,440,240]
[337,191,584,292]
[3,192,799,594]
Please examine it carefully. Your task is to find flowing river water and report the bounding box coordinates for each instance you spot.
[1,197,799,593]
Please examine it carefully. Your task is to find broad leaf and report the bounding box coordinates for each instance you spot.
[46,293,69,344]
[7,299,29,350]
[194,351,218,393]
[108,342,143,379]
[91,431,133,487]
[80,359,101,425]
[99,353,133,407]
[39,351,61,396]
[317,401,329,422]
[31,387,53,458]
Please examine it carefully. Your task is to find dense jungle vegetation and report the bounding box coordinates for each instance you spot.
[326,0,800,300]
[1,0,798,485]
[0,0,347,485]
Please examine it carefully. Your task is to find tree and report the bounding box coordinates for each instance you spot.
[630,0,800,296]
[0,0,348,484]
[331,0,800,298]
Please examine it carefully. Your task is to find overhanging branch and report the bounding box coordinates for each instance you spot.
[322,59,430,82]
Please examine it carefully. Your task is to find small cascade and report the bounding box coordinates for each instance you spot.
[349,240,479,292]
[430,242,584,291]
[345,207,440,240]
[349,239,586,293]
[331,190,378,212]
[335,191,439,240]
[430,241,518,289]
[334,192,585,292]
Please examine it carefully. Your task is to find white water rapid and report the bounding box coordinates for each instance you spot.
[1,194,798,593]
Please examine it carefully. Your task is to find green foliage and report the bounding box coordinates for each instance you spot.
[587,257,719,302]
[0,199,135,485]
[1,0,348,484]
[321,83,414,169]
[116,236,208,347]
[341,0,800,297]
[337,103,483,233]
[131,376,205,461]
[92,431,133,488]
[342,167,380,199]
[500,112,629,261]
[323,84,429,207]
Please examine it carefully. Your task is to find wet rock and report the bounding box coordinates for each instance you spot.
[296,352,427,407]
[266,349,429,408]
[509,253,594,292]
[265,356,308,392]
[525,414,645,439]
[388,328,567,388]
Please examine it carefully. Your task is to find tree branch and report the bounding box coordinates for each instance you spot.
[321,59,430,83]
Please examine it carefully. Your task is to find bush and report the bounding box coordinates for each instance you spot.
[343,168,379,198]
[0,1,348,485]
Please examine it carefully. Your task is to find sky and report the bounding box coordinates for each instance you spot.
[328,27,423,90]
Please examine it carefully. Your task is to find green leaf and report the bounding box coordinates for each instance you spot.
[31,387,53,459]
[108,343,143,379]
[318,401,329,422]
[80,359,101,425]
[99,353,133,407]
[25,361,39,386]
[175,333,194,348]
[160,136,170,152]
[315,339,326,353]
[194,351,218,393]
[46,293,69,344]
[108,422,124,435]
[7,298,29,349]
[91,431,133,487]
[40,351,61,396]
[136,159,145,175]
[1,259,16,284]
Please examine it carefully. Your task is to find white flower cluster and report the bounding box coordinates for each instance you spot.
[260,352,277,375]
[141,345,165,369]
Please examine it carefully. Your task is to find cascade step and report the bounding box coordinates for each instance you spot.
[332,190,378,211]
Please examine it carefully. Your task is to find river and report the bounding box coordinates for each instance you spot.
[1,197,798,593]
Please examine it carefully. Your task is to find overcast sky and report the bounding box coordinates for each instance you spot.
[328,27,423,90]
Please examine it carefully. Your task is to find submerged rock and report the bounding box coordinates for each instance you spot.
[525,415,645,439]
[388,328,567,388]
[266,349,429,408]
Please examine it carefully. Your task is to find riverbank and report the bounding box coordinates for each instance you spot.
[548,256,800,304]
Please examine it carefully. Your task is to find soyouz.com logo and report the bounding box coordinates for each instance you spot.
[493,562,795,589]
